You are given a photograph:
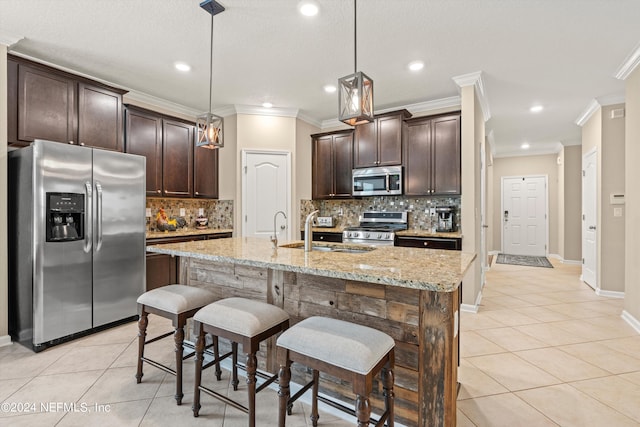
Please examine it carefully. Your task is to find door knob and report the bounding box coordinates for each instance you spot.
[588,225,596,230]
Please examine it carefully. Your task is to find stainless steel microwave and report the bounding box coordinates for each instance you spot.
[352,166,403,196]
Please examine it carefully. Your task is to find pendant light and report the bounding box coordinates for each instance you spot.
[196,0,225,149]
[338,0,374,126]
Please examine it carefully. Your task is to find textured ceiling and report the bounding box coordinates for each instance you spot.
[1,0,638,156]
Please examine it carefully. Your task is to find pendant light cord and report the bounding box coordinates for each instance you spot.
[354,0,357,73]
[208,12,214,113]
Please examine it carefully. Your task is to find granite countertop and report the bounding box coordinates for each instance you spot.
[146,228,233,240]
[304,227,462,239]
[146,237,476,292]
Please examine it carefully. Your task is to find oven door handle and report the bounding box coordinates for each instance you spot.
[386,173,390,192]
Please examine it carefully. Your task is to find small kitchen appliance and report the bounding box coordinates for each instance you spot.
[436,206,457,232]
[342,211,408,246]
[352,166,402,196]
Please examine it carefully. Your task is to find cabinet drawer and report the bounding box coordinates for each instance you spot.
[300,231,343,243]
[395,236,461,250]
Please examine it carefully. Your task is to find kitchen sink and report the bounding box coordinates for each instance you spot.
[279,242,375,254]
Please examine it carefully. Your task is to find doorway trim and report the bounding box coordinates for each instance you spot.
[581,147,597,289]
[241,149,292,239]
[500,174,549,256]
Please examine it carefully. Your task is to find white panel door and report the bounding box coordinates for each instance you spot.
[242,150,290,240]
[502,176,547,256]
[582,150,597,289]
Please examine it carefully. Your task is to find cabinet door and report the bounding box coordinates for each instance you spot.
[377,114,403,166]
[353,120,377,168]
[7,59,19,145]
[77,83,123,151]
[145,253,177,291]
[333,133,354,197]
[18,64,76,144]
[432,114,461,195]
[312,135,334,199]
[194,146,219,199]
[404,119,433,196]
[162,119,194,197]
[125,108,163,197]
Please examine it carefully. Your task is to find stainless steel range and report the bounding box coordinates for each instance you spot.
[342,211,408,246]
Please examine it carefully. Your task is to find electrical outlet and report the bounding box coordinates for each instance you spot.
[145,208,151,217]
[198,208,204,216]
[179,208,186,217]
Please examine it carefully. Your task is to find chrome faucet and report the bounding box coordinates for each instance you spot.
[271,211,287,249]
[304,210,319,252]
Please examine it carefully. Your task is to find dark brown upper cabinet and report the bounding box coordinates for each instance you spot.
[404,112,461,196]
[125,107,163,197]
[353,109,412,168]
[7,55,125,150]
[312,130,353,199]
[194,145,219,199]
[162,119,194,198]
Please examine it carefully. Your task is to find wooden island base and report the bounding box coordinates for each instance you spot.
[179,257,460,427]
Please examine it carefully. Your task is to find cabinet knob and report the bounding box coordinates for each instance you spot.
[424,241,429,246]
[319,236,324,240]
[195,192,199,195]
[79,142,85,146]
[157,190,161,194]
[69,140,74,145]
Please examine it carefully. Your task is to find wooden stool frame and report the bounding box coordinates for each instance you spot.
[192,318,290,427]
[277,346,395,427]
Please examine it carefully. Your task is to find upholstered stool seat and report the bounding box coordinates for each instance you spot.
[277,316,395,427]
[136,284,216,405]
[192,297,290,427]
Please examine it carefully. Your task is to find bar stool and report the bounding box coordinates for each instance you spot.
[136,284,217,405]
[276,316,395,427]
[192,297,290,427]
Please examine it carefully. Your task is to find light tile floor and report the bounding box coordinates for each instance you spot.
[1,258,638,426]
[458,258,640,426]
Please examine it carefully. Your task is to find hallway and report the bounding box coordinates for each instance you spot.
[457,258,640,426]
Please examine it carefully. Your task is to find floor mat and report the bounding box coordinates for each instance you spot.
[496,253,553,268]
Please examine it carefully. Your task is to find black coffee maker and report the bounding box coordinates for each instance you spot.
[46,193,84,242]
[435,206,457,232]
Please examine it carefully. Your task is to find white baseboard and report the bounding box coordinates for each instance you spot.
[622,310,640,334]
[0,335,12,348]
[596,289,625,299]
[548,254,581,265]
[488,250,500,256]
[461,291,482,313]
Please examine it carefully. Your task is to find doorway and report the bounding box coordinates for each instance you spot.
[582,149,597,289]
[501,175,548,256]
[241,150,291,240]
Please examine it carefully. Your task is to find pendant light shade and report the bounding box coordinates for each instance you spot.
[196,0,225,149]
[338,0,374,126]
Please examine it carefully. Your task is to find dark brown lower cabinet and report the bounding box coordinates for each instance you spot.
[395,236,461,250]
[146,232,232,291]
[300,231,343,243]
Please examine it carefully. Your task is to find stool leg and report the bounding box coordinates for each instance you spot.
[246,352,258,427]
[278,360,292,427]
[231,341,239,391]
[213,335,222,381]
[383,364,395,427]
[310,369,320,426]
[355,394,371,427]
[192,327,205,417]
[135,309,148,384]
[174,324,185,405]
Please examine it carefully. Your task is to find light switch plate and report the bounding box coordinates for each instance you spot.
[614,207,623,217]
[179,208,186,216]
[145,208,151,217]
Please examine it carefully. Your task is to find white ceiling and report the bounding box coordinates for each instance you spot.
[1,0,638,157]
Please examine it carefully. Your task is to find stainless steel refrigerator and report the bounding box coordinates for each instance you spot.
[9,140,146,351]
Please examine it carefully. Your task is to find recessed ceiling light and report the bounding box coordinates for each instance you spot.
[521,142,530,149]
[262,102,273,108]
[323,85,337,93]
[530,105,543,113]
[298,1,319,17]
[174,62,191,72]
[408,61,424,72]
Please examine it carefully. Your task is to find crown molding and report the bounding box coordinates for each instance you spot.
[124,90,202,118]
[296,112,322,128]
[234,104,299,118]
[615,40,640,80]
[575,95,626,126]
[452,71,491,122]
[0,32,23,47]
[319,96,461,131]
[493,142,563,159]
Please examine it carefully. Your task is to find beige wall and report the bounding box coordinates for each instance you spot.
[557,148,565,258]
[581,104,626,292]
[1,45,8,345]
[295,118,318,233]
[218,114,237,202]
[490,154,559,255]
[460,84,483,307]
[624,67,640,321]
[563,145,582,261]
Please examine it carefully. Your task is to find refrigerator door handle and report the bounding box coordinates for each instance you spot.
[95,181,103,252]
[84,181,93,253]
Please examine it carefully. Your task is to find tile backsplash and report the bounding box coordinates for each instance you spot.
[301,196,461,231]
[146,198,233,230]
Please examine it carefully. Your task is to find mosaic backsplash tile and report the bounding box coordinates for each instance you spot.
[300,196,461,231]
[146,198,233,231]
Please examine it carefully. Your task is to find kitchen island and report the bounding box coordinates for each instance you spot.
[146,237,475,427]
